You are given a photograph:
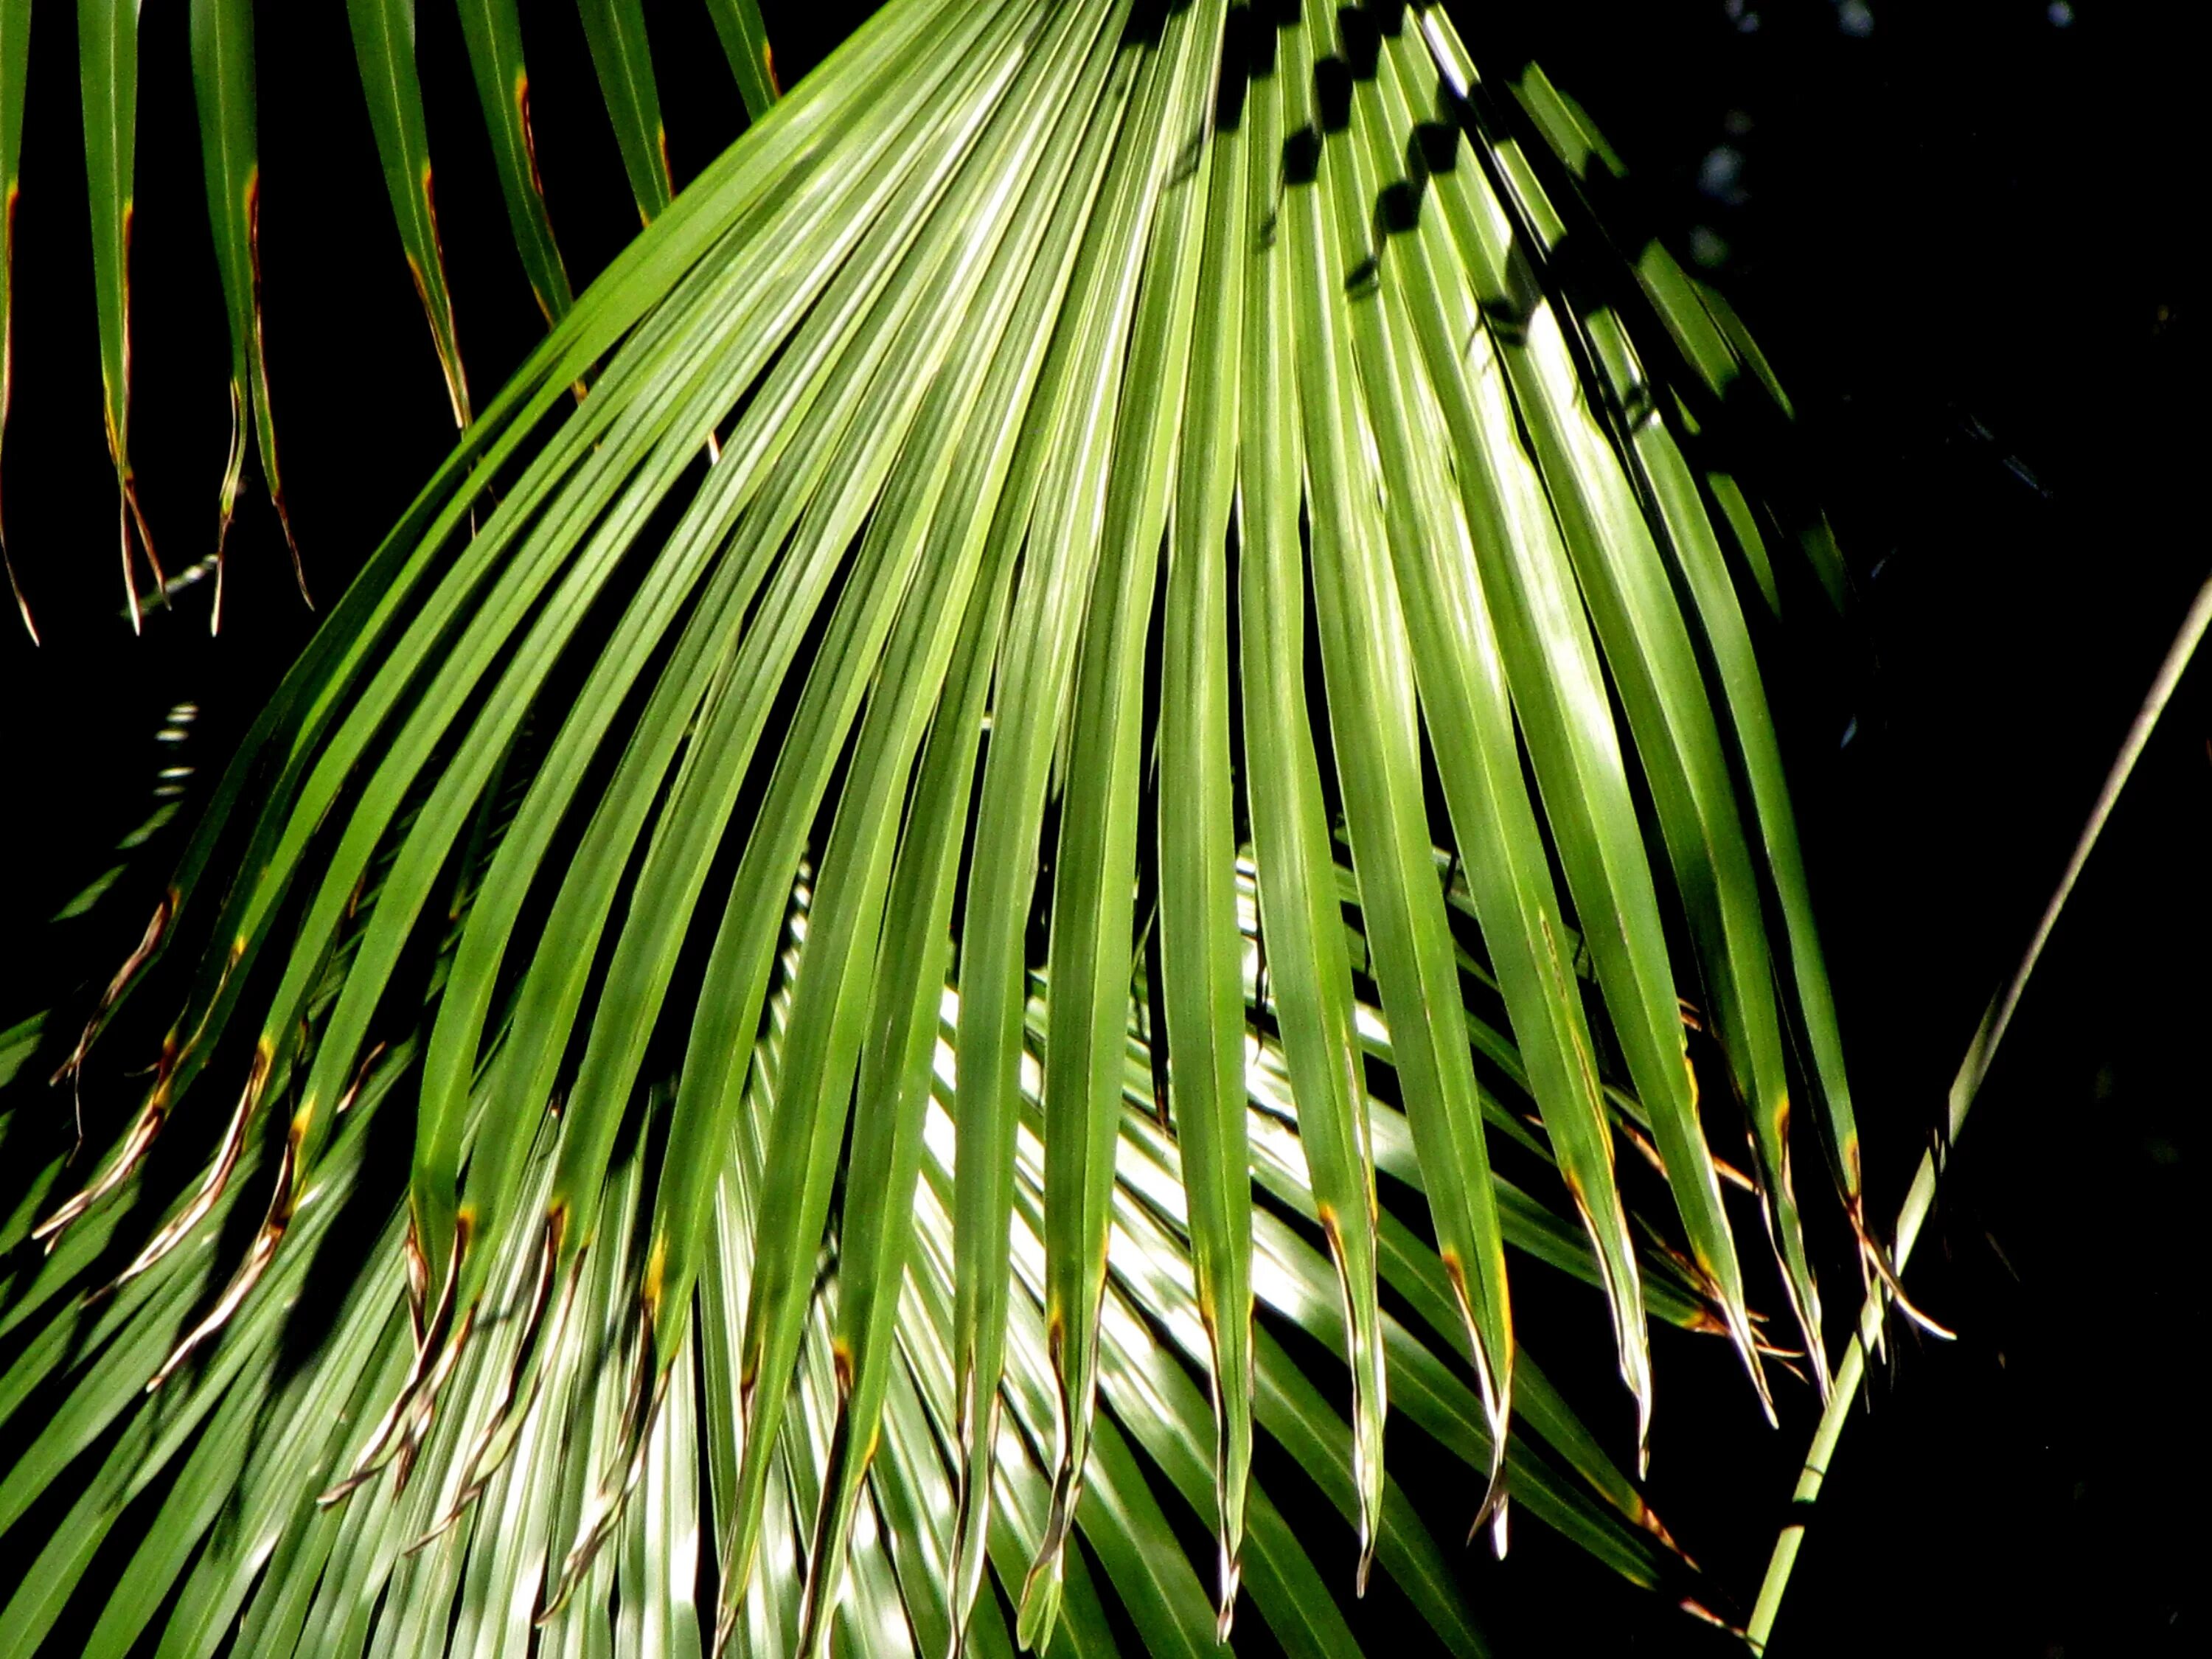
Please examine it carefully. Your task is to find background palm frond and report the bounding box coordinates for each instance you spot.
[0,0,781,632]
[1,1,1883,1653]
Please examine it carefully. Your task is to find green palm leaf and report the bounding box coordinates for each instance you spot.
[577,0,674,224]
[456,0,574,326]
[189,0,307,623]
[1,1,1876,1652]
[79,0,162,625]
[703,0,780,120]
[0,0,34,636]
[347,0,473,429]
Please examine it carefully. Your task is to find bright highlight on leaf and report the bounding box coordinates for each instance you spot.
[1,1,1875,1653]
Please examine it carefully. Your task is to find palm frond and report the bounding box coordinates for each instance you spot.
[2,0,1873,1652]
[0,0,782,630]
[1,863,1688,1655]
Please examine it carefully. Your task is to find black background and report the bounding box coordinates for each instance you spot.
[0,2,2199,1655]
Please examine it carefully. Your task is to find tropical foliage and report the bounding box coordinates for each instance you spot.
[1,1,1893,1654]
[0,0,779,636]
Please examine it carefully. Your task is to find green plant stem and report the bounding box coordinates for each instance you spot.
[1746,567,2212,1652]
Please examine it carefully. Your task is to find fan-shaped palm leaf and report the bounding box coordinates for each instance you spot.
[2,0,1878,1652]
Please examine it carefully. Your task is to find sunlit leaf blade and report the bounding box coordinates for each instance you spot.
[702,0,779,122]
[1155,4,1253,1627]
[535,0,1051,1340]
[0,0,33,637]
[1291,0,1522,1520]
[80,0,161,626]
[1380,19,1761,1451]
[1388,5,1734,1458]
[456,0,573,325]
[541,4,1107,1618]
[577,0,672,225]
[653,1,1132,1629]
[347,0,470,426]
[389,0,1019,1456]
[1114,1034,1677,1590]
[1410,18,1776,1425]
[1102,1114,1487,1656]
[188,0,306,625]
[1,879,1677,1659]
[1579,312,1831,1381]
[1234,4,1391,1587]
[1023,2,1218,1640]
[942,2,1153,1638]
[744,7,1138,1647]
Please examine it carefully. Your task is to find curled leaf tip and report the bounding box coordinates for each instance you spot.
[102,1047,270,1296]
[1,539,33,642]
[943,1385,997,1659]
[1680,1597,1746,1637]
[539,1329,667,1624]
[274,493,311,608]
[321,1219,470,1506]
[34,1084,171,1246]
[1851,1200,1954,1341]
[148,1130,299,1391]
[795,1415,859,1659]
[391,1304,472,1494]
[1014,1556,1062,1654]
[333,1040,387,1117]
[1020,1436,1082,1652]
[1467,1445,1511,1557]
[125,477,166,595]
[49,895,173,1087]
[119,501,141,636]
[1710,1289,1778,1426]
[415,1218,577,1545]
[1636,1500,1698,1571]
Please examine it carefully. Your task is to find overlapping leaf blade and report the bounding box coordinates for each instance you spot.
[1023,0,1217,1638]
[1233,1,1392,1591]
[1154,0,1254,1624]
